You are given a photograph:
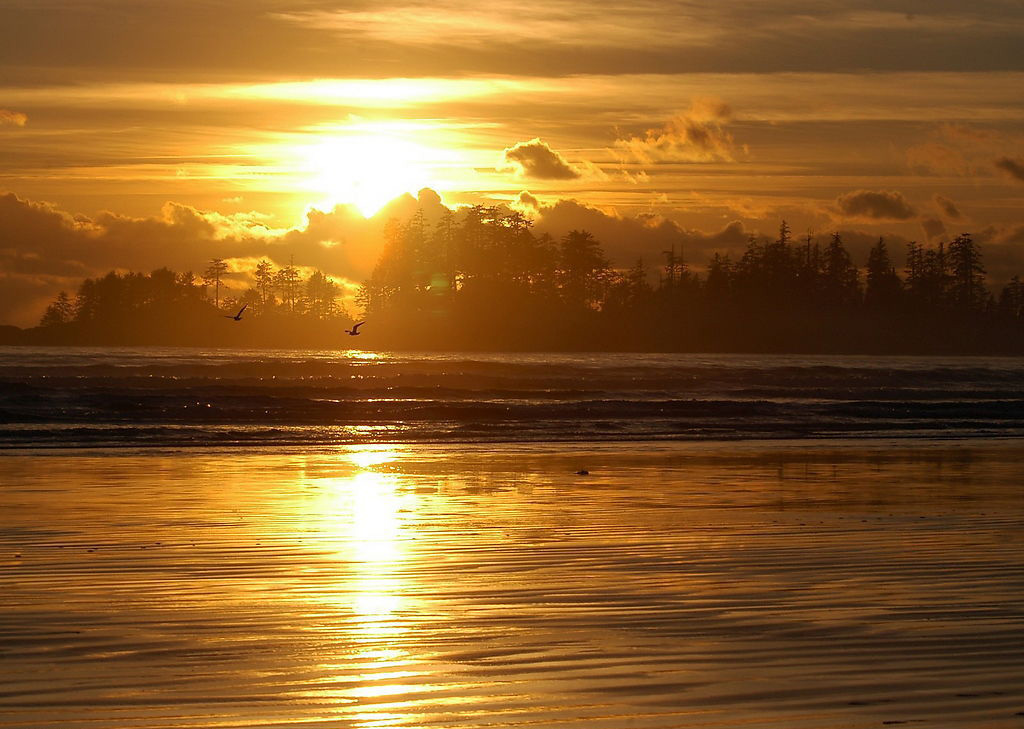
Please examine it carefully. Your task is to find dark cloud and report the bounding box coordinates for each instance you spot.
[4,1,1024,86]
[833,189,916,221]
[994,156,1024,183]
[921,216,947,240]
[616,98,736,163]
[529,196,923,275]
[504,139,582,180]
[933,194,962,219]
[0,189,451,326]
[531,198,750,267]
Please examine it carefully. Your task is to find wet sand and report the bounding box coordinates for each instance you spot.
[2,440,1023,728]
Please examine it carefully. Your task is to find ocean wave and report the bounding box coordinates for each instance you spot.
[1,347,1023,447]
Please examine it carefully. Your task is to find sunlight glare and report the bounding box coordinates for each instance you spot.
[300,134,433,217]
[347,445,401,470]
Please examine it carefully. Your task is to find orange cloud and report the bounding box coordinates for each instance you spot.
[616,98,736,164]
[504,138,582,180]
[0,109,28,127]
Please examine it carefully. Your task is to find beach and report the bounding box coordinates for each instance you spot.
[3,439,1023,728]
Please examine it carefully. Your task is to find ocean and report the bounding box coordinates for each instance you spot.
[1,347,1024,449]
[2,347,1023,728]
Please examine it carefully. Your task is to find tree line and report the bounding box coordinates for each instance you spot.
[356,207,1024,353]
[29,260,353,347]
[18,207,1024,352]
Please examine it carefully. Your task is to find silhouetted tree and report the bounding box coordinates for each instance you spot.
[998,276,1024,322]
[864,238,902,312]
[274,260,302,314]
[203,258,229,308]
[558,230,613,310]
[822,232,860,308]
[253,259,275,314]
[948,233,986,314]
[305,270,341,320]
[39,291,74,327]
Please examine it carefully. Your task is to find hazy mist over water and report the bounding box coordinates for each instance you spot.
[2,347,1024,449]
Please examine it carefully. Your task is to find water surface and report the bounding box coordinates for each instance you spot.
[3,441,1023,728]
[2,347,1024,447]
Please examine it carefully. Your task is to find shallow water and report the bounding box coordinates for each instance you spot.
[2,440,1023,728]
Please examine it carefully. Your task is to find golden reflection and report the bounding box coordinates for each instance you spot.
[311,445,433,724]
[347,446,400,471]
[342,350,385,362]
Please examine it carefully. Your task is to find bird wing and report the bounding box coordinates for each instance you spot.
[352,321,365,332]
[237,304,247,316]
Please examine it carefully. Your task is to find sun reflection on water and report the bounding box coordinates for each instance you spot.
[311,445,435,723]
[342,350,385,362]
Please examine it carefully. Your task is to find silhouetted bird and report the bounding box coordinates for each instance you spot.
[345,321,365,336]
[224,304,247,321]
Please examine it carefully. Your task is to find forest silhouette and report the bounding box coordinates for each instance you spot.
[10,206,1024,353]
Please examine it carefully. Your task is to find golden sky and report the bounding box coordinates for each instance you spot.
[2,0,1024,324]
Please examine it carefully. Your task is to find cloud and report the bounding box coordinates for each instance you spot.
[906,124,1011,177]
[932,194,962,219]
[975,223,1024,284]
[994,156,1024,183]
[527,196,920,278]
[0,189,452,326]
[0,109,27,127]
[503,138,582,180]
[906,142,969,176]
[832,189,916,221]
[515,190,540,210]
[615,97,736,163]
[531,197,750,267]
[921,216,947,240]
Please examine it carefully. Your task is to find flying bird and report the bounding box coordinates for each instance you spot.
[345,321,365,336]
[224,304,247,321]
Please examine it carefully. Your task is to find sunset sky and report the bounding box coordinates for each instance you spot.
[2,0,1024,325]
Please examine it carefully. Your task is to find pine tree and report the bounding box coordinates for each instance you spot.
[865,238,902,311]
[274,258,301,314]
[39,291,74,327]
[948,233,986,313]
[203,258,229,308]
[254,260,276,313]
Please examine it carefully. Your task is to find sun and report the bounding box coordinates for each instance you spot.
[299,132,434,217]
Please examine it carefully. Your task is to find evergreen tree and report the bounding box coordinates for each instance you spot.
[304,270,340,320]
[274,260,302,314]
[998,276,1024,321]
[948,233,986,313]
[39,291,74,327]
[864,238,902,311]
[203,258,229,308]
[822,232,860,308]
[254,260,276,313]
[558,230,612,310]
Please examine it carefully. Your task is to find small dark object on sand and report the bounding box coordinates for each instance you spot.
[575,469,589,475]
